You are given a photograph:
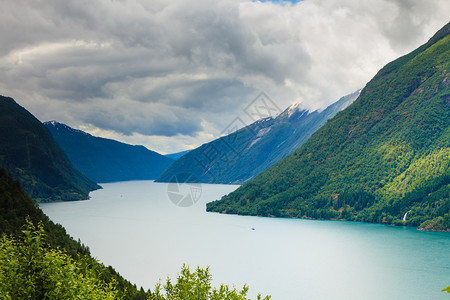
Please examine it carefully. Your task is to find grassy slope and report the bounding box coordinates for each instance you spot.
[207,22,450,231]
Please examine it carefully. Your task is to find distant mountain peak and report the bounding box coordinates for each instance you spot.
[44,121,173,183]
[44,120,64,127]
[277,102,310,121]
[44,121,91,137]
[156,90,359,184]
[286,102,304,118]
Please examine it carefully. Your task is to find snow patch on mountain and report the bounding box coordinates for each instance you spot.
[287,102,303,118]
[247,126,273,149]
[44,121,91,136]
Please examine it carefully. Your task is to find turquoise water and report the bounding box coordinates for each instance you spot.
[40,180,450,299]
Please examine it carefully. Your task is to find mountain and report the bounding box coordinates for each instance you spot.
[0,96,100,202]
[156,90,359,184]
[165,150,191,160]
[44,121,174,183]
[207,22,450,231]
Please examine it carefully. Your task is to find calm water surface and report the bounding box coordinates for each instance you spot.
[40,181,450,299]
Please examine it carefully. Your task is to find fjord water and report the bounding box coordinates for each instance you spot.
[40,181,450,299]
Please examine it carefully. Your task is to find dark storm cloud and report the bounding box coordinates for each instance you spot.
[0,0,448,152]
[380,0,445,50]
[78,101,203,137]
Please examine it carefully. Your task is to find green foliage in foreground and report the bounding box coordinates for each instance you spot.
[0,220,270,300]
[1,169,268,299]
[0,167,150,299]
[150,265,271,300]
[442,286,450,293]
[0,219,119,299]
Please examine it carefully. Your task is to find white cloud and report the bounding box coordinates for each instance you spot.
[0,0,448,153]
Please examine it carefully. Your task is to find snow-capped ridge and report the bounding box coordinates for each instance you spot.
[286,102,303,118]
[278,102,309,120]
[44,121,91,136]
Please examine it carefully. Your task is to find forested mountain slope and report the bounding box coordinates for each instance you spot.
[0,96,99,202]
[0,168,150,298]
[207,22,450,231]
[45,121,174,183]
[156,90,359,184]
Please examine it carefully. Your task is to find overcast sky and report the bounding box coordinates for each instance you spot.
[0,0,448,154]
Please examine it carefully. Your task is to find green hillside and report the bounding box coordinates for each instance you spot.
[0,96,100,201]
[207,22,450,231]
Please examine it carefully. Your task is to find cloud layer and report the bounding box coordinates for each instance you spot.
[0,0,448,153]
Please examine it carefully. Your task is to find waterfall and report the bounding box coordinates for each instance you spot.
[402,211,411,221]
